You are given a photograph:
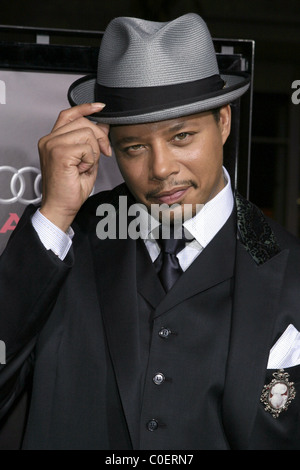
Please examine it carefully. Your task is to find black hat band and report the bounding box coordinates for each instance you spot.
[94,74,225,116]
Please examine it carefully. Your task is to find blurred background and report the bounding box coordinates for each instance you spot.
[1,0,299,236]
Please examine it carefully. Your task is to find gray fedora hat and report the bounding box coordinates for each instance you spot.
[68,13,250,124]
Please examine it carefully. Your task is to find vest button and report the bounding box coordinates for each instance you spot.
[147,419,159,431]
[153,372,165,385]
[158,327,171,338]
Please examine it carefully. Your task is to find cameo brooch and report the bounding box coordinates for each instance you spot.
[261,369,296,418]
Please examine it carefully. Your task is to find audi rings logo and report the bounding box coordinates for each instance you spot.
[0,166,42,205]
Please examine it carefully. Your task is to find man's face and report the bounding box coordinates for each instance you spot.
[110,105,231,221]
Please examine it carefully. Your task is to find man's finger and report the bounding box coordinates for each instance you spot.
[42,127,102,161]
[52,103,106,132]
[98,138,112,157]
[51,122,111,157]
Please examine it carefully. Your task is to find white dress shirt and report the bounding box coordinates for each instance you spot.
[31,167,234,267]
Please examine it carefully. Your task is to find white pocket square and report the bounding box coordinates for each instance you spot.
[267,324,300,369]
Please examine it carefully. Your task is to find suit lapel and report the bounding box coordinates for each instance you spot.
[223,194,289,449]
[84,186,142,447]
[90,232,142,446]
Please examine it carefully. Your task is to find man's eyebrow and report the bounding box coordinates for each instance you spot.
[167,121,188,133]
[112,136,142,147]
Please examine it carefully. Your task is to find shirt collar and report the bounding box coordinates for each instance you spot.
[183,166,234,248]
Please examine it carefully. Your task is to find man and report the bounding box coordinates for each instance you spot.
[1,13,300,450]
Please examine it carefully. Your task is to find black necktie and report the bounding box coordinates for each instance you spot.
[154,227,187,291]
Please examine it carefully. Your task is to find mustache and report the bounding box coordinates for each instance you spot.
[145,180,198,200]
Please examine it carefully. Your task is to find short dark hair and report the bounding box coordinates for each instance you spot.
[211,107,221,123]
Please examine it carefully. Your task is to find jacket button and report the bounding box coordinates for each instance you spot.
[147,419,159,431]
[158,327,171,338]
[153,372,165,385]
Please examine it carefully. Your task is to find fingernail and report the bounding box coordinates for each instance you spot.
[92,102,106,109]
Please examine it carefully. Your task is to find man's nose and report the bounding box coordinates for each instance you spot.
[149,143,180,181]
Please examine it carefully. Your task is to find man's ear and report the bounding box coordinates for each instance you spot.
[219,104,231,145]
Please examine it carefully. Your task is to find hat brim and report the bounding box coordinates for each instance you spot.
[68,73,250,125]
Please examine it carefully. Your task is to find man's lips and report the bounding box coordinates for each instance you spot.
[151,186,191,204]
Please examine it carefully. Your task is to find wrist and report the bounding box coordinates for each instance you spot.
[39,206,76,233]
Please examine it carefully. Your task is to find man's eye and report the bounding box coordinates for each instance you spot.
[174,132,190,141]
[125,144,144,152]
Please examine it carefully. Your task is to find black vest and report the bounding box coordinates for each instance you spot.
[134,210,237,449]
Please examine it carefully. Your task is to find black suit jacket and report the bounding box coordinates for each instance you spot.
[0,184,300,449]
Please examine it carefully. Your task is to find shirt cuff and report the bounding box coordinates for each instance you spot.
[31,209,74,260]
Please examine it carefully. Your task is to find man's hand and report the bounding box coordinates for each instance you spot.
[38,103,110,232]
